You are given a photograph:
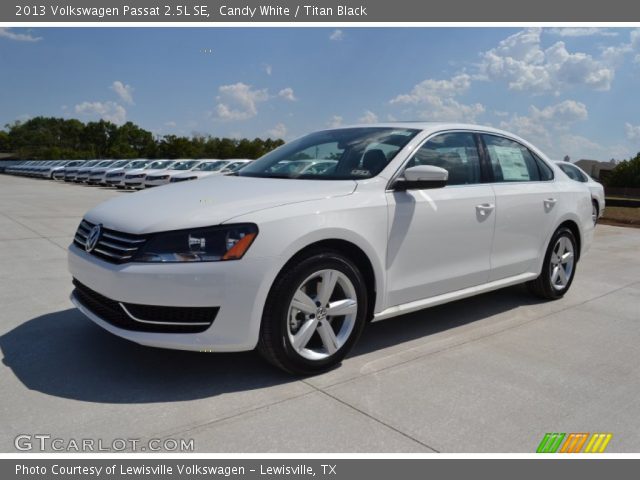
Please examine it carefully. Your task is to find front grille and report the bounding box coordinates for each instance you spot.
[170,177,192,183]
[72,279,217,333]
[106,172,124,178]
[126,174,144,179]
[73,219,147,264]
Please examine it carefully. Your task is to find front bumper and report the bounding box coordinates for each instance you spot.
[144,178,170,187]
[68,243,278,352]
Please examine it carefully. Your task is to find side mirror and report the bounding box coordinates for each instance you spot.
[393,165,448,191]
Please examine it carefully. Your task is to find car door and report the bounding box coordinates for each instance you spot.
[385,132,496,307]
[480,134,560,281]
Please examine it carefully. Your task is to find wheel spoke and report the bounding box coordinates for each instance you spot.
[327,298,357,317]
[551,265,560,284]
[317,321,339,354]
[317,270,338,307]
[561,250,573,263]
[292,318,318,351]
[292,289,317,314]
[557,266,568,286]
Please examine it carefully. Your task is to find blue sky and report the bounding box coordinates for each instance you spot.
[1,27,639,160]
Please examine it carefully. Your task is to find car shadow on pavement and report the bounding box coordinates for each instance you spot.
[0,308,290,404]
[0,285,545,404]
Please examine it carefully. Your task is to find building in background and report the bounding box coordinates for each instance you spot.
[575,159,616,182]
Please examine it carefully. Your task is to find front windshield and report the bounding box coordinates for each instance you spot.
[194,161,227,172]
[171,160,200,170]
[126,160,148,169]
[224,161,250,172]
[96,160,113,167]
[239,128,419,180]
[110,160,128,168]
[145,160,174,170]
[83,161,99,167]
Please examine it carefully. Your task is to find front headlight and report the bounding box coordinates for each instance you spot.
[133,224,258,262]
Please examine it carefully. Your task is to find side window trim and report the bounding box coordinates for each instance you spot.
[475,133,496,183]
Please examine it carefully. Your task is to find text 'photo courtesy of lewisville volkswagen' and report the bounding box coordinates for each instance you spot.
[68,124,594,374]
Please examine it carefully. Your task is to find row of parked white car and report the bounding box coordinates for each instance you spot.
[4,158,253,188]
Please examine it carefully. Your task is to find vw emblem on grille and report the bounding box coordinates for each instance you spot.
[85,224,102,253]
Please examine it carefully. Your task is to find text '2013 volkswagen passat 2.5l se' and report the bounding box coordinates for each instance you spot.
[68,123,594,374]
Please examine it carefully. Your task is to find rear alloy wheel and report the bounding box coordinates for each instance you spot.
[527,227,577,299]
[258,251,368,375]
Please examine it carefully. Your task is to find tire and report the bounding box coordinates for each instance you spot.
[527,227,578,299]
[592,200,599,225]
[258,250,368,375]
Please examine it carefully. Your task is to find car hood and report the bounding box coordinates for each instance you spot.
[85,175,357,234]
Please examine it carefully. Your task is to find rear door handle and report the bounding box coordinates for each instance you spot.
[544,198,557,208]
[476,203,495,216]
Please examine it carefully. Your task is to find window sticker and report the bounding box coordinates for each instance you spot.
[490,146,530,181]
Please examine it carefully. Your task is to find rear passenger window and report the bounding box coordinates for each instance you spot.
[406,132,481,185]
[482,135,540,182]
[558,163,587,183]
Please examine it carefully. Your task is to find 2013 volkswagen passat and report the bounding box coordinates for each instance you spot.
[68,123,594,374]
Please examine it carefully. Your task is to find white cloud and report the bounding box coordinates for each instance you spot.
[277,87,297,101]
[496,100,610,160]
[480,28,615,93]
[390,73,484,122]
[530,100,588,123]
[327,115,343,128]
[267,123,287,138]
[0,28,42,42]
[215,82,269,121]
[164,121,177,128]
[625,122,640,141]
[358,110,379,124]
[329,29,344,41]
[74,101,127,125]
[546,28,618,38]
[265,64,272,76]
[390,74,472,105]
[111,80,134,104]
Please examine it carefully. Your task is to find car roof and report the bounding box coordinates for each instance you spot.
[326,122,550,159]
[327,121,511,135]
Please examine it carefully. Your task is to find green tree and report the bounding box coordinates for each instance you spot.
[606,153,640,188]
[3,116,285,160]
[0,130,10,152]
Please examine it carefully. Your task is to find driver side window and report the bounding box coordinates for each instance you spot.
[406,132,482,185]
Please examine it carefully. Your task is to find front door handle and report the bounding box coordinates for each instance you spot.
[476,203,495,217]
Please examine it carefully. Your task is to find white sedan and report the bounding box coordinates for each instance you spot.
[104,159,150,188]
[69,123,594,374]
[143,160,203,187]
[169,159,252,183]
[123,160,176,189]
[555,160,605,224]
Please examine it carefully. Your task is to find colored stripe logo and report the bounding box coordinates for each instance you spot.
[537,433,612,453]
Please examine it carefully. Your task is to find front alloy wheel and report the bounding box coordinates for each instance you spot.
[287,269,358,361]
[258,251,368,375]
